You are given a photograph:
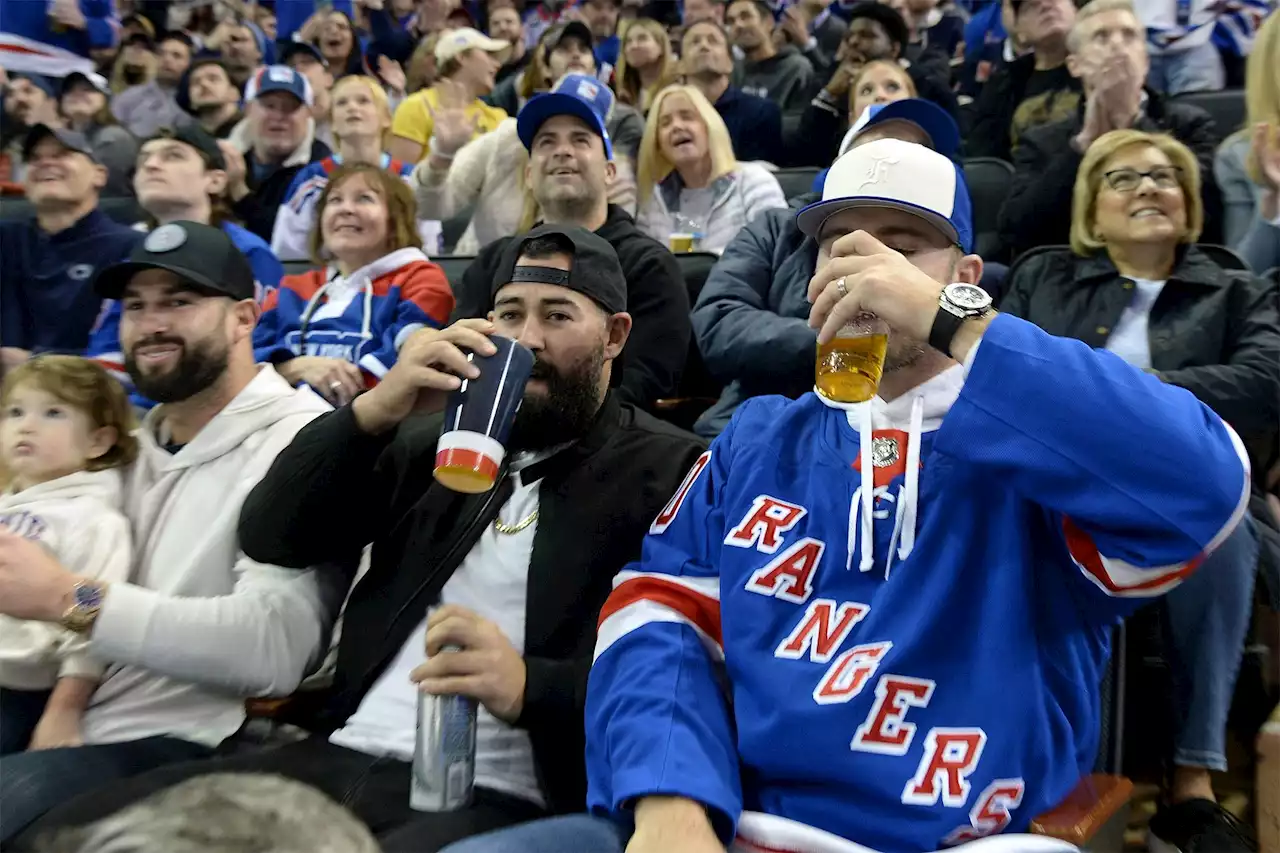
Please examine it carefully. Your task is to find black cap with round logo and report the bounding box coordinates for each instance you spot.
[94,221,257,302]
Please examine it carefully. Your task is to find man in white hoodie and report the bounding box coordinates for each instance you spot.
[0,221,345,844]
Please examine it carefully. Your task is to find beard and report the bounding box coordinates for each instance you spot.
[125,332,229,404]
[507,346,605,452]
[884,333,928,373]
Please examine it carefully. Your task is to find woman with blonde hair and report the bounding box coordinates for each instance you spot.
[848,60,917,127]
[1002,128,1277,853]
[272,76,418,261]
[1213,9,1280,272]
[256,163,454,406]
[635,84,787,254]
[616,18,678,115]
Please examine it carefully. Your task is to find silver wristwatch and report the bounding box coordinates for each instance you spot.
[928,283,993,358]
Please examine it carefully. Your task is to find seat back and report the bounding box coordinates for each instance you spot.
[773,167,822,202]
[961,158,1014,260]
[1172,89,1246,143]
[433,255,476,292]
[654,251,723,430]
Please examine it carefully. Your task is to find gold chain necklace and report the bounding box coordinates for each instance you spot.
[494,509,538,535]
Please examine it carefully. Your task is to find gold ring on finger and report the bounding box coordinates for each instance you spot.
[836,276,848,297]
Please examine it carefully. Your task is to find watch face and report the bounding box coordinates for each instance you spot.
[945,283,992,311]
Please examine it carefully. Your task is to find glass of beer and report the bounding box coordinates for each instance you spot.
[668,213,701,253]
[815,315,890,404]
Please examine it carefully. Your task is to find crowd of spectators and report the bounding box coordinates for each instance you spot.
[0,0,1278,850]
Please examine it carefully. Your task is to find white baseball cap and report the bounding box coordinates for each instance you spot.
[796,137,974,252]
[435,27,510,65]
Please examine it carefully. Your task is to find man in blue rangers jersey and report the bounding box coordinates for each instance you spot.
[436,138,1251,853]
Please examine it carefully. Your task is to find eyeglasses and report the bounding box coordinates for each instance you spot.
[1102,166,1183,193]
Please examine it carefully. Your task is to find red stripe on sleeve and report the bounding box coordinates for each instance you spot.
[598,576,723,647]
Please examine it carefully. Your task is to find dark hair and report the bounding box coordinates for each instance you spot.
[845,1,910,53]
[517,233,576,260]
[158,31,195,51]
[137,130,237,230]
[726,0,773,20]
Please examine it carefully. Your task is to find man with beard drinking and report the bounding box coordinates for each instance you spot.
[14,224,708,853]
[452,84,690,411]
[0,222,342,845]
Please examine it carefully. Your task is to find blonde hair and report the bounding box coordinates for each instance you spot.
[848,60,917,118]
[1070,129,1203,256]
[330,75,394,148]
[637,85,736,208]
[311,163,422,265]
[1,356,138,485]
[1067,0,1138,51]
[616,19,679,114]
[1243,11,1280,185]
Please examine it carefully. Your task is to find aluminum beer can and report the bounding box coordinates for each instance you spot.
[410,647,477,812]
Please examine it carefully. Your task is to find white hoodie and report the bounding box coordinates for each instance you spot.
[0,470,131,690]
[80,366,344,748]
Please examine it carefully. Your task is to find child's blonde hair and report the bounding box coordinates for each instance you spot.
[1,356,139,477]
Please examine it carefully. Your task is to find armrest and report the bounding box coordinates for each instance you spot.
[1030,774,1133,845]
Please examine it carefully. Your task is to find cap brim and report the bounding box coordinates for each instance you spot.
[796,196,960,246]
[21,124,97,163]
[93,261,232,300]
[517,93,613,159]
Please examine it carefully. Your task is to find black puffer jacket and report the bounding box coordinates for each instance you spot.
[1000,245,1279,437]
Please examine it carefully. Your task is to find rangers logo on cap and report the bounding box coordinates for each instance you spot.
[576,79,599,100]
[145,223,188,253]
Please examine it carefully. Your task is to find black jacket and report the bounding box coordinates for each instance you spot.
[997,90,1223,261]
[965,53,1082,161]
[231,138,332,242]
[999,245,1279,438]
[451,206,691,409]
[238,396,708,815]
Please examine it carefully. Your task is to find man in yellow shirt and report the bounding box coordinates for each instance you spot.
[389,28,510,164]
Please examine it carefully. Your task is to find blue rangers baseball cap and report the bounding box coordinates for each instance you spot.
[517,73,614,161]
[839,98,960,160]
[245,64,314,108]
[797,138,974,253]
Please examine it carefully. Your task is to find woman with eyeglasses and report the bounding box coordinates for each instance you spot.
[1001,128,1278,853]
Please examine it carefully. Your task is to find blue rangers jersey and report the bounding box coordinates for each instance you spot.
[586,314,1250,853]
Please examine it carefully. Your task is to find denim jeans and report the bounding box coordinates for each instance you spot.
[1147,41,1225,95]
[1163,516,1259,771]
[0,735,212,845]
[439,814,630,853]
[0,688,52,756]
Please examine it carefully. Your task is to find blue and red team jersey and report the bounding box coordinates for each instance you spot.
[271,154,415,262]
[586,314,1250,853]
[252,247,453,384]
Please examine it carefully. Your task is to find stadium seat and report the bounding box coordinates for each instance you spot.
[773,167,823,202]
[962,158,1014,260]
[440,205,475,254]
[1172,89,1247,144]
[655,251,723,431]
[433,254,476,292]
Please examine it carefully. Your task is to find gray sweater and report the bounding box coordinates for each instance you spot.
[734,46,816,115]
[1214,131,1280,274]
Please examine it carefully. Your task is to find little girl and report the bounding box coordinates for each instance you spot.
[0,355,136,754]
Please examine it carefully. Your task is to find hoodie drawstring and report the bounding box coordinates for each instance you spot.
[848,404,876,573]
[849,395,924,580]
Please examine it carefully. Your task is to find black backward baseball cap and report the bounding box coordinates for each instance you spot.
[144,124,227,170]
[94,221,256,301]
[492,224,627,315]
